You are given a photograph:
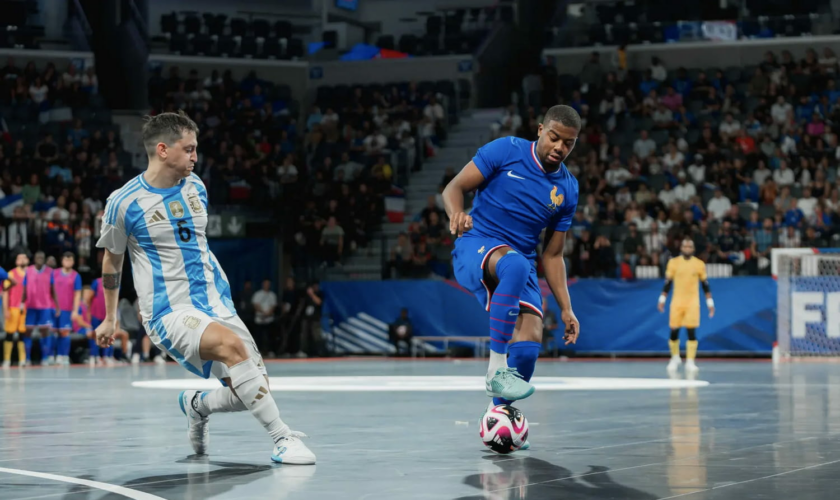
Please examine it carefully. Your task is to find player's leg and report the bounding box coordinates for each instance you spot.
[22,308,41,367]
[667,307,684,372]
[15,310,26,367]
[197,321,315,464]
[3,310,16,368]
[684,305,700,373]
[483,247,535,400]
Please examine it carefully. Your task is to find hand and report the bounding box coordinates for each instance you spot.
[71,312,80,324]
[2,308,7,320]
[658,302,665,313]
[54,308,61,318]
[709,306,715,318]
[449,211,473,237]
[94,318,116,348]
[561,310,580,345]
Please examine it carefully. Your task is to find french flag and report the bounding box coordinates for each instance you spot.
[384,185,406,223]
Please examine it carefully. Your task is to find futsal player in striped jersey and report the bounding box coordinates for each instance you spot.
[94,112,314,464]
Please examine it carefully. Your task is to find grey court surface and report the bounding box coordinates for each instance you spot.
[1,358,839,500]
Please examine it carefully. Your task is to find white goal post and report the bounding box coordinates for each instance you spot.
[774,248,840,357]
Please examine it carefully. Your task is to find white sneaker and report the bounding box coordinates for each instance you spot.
[2,360,10,369]
[271,431,316,465]
[154,355,166,365]
[667,355,682,372]
[685,360,699,374]
[89,357,97,367]
[18,360,26,368]
[105,357,115,366]
[131,353,140,365]
[295,351,308,359]
[179,390,209,455]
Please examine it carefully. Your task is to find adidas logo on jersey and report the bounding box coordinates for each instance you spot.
[148,210,167,224]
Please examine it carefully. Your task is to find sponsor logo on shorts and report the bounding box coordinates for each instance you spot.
[183,316,201,329]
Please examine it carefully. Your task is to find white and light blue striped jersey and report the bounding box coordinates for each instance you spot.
[96,173,237,324]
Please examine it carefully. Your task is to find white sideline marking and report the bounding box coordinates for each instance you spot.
[0,466,166,499]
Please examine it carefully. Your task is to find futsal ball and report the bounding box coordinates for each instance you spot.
[479,405,529,454]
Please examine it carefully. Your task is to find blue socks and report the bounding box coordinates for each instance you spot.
[104,346,114,358]
[494,341,541,406]
[41,334,54,360]
[59,336,71,357]
[88,338,100,358]
[488,252,530,355]
[23,337,32,360]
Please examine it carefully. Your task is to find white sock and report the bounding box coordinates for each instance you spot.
[196,387,247,416]
[229,359,290,444]
[487,351,508,377]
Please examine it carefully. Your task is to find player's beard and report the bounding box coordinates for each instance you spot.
[681,252,693,259]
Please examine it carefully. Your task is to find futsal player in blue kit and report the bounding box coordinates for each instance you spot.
[443,105,582,447]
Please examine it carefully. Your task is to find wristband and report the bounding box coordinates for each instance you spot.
[658,295,666,305]
[706,298,715,308]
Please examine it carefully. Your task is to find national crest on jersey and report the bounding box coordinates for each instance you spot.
[96,173,237,324]
[466,137,579,259]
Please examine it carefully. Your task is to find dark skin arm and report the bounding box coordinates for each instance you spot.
[542,229,580,344]
[442,161,485,236]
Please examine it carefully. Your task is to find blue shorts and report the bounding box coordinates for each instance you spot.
[25,308,54,328]
[452,236,543,318]
[53,310,73,330]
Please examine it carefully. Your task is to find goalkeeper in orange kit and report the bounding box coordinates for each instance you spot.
[658,238,715,374]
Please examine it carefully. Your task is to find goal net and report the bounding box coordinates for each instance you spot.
[775,248,840,357]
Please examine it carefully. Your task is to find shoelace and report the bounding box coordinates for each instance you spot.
[498,367,525,382]
[279,430,308,442]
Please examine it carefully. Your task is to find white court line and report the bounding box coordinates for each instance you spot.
[0,466,167,500]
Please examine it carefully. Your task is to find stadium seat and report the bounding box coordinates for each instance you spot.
[426,15,443,35]
[758,204,776,221]
[160,13,178,35]
[274,21,293,39]
[192,34,213,56]
[204,13,225,37]
[217,36,236,56]
[288,38,304,58]
[230,18,248,38]
[323,30,338,49]
[377,35,395,50]
[399,34,418,54]
[240,36,258,58]
[184,15,201,36]
[725,67,742,83]
[263,37,281,58]
[169,33,188,54]
[252,19,270,39]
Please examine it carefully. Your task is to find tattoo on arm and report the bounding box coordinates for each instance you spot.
[102,273,121,290]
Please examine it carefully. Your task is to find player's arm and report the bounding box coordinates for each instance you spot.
[658,260,675,313]
[442,161,484,237]
[700,263,714,318]
[99,250,125,343]
[542,229,579,345]
[50,275,61,317]
[95,193,130,347]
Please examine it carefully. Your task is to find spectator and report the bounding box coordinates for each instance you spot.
[658,182,677,208]
[251,279,277,355]
[388,233,413,279]
[687,154,706,184]
[784,199,804,227]
[796,187,818,218]
[719,113,741,139]
[779,225,802,248]
[650,57,667,82]
[580,52,603,90]
[771,95,793,125]
[320,216,345,267]
[623,223,643,268]
[300,282,324,358]
[773,160,795,187]
[388,308,414,357]
[707,189,732,220]
[673,173,696,203]
[633,130,657,159]
[660,86,683,111]
[605,160,632,189]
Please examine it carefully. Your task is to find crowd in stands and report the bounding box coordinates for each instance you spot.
[0,56,124,280]
[148,66,451,282]
[495,47,840,278]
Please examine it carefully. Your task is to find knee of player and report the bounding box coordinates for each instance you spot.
[220,334,249,364]
[496,251,531,280]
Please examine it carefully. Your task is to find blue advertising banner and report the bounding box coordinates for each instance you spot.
[322,277,777,354]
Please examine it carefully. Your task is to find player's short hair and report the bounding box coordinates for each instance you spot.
[62,251,74,259]
[142,111,199,157]
[543,105,582,130]
[682,237,694,244]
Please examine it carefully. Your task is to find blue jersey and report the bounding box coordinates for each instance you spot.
[466,137,579,259]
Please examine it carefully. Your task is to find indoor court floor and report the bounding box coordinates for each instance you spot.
[1,358,840,500]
